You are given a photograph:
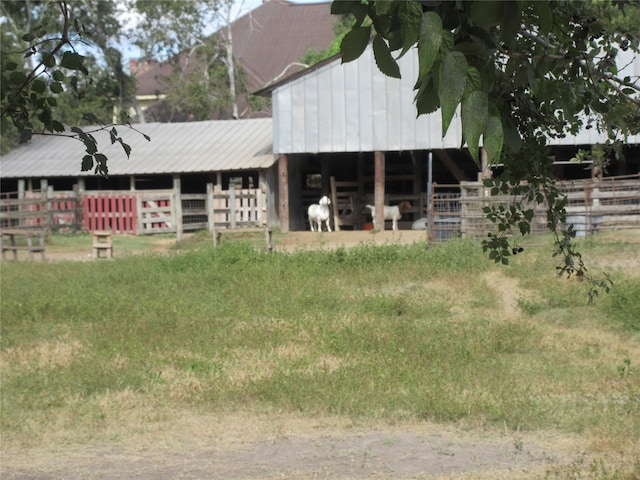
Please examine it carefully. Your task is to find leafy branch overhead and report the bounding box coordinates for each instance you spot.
[0,0,149,174]
[334,0,639,166]
[334,0,639,299]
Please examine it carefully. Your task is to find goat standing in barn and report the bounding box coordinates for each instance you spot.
[308,195,332,232]
[365,201,412,231]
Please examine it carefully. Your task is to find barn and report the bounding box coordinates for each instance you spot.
[0,119,279,236]
[2,43,639,239]
[258,43,640,236]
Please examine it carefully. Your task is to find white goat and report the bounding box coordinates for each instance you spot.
[308,195,332,232]
[365,201,412,231]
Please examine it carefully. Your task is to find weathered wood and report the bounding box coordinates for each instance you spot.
[278,154,290,232]
[1,229,46,261]
[374,151,385,230]
[92,230,113,259]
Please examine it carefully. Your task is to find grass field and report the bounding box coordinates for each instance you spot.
[1,230,639,478]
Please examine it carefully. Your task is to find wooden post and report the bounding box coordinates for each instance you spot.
[480,147,492,181]
[206,182,215,230]
[229,186,237,229]
[278,154,290,232]
[258,171,267,226]
[374,151,385,230]
[47,185,54,232]
[173,175,183,241]
[427,151,434,242]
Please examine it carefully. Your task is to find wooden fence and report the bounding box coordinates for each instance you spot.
[0,190,83,232]
[0,186,266,236]
[429,174,640,240]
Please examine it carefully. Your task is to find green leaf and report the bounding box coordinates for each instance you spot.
[501,2,523,47]
[415,76,439,115]
[52,70,64,81]
[21,32,35,42]
[483,107,504,165]
[373,34,401,78]
[461,90,489,164]
[341,26,372,63]
[49,82,63,94]
[10,71,27,85]
[4,62,18,71]
[82,112,100,124]
[19,128,32,144]
[331,1,368,26]
[31,78,46,94]
[119,140,132,158]
[418,12,443,79]
[470,1,503,30]
[42,54,56,68]
[51,120,65,133]
[60,51,84,70]
[532,1,553,33]
[81,155,93,171]
[439,51,468,136]
[397,0,422,58]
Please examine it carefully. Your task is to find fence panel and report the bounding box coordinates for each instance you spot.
[138,193,174,234]
[182,194,208,232]
[83,194,137,234]
[211,188,264,229]
[1,191,82,231]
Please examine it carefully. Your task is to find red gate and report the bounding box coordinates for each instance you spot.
[83,194,137,234]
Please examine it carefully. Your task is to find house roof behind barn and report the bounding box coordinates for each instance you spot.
[0,118,274,178]
[135,0,336,97]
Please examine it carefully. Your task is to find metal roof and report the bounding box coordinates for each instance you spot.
[0,118,275,179]
[270,44,640,154]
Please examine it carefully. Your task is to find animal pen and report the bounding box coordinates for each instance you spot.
[1,174,638,240]
[0,184,268,238]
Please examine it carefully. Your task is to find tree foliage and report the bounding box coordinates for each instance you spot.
[129,0,251,121]
[0,0,148,174]
[335,0,640,300]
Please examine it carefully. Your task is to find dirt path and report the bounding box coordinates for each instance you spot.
[2,412,580,480]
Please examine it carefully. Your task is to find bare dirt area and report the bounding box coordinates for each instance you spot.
[2,411,583,480]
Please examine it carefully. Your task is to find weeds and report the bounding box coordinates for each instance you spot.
[1,234,639,471]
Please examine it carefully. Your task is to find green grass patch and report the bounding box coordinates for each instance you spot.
[2,234,639,464]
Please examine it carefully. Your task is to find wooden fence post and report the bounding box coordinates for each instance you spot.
[206,183,214,231]
[174,176,183,241]
[229,186,236,229]
[374,151,385,230]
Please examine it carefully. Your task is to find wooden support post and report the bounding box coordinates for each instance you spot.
[173,175,183,241]
[374,151,385,230]
[229,187,237,229]
[278,154,290,232]
[206,183,215,231]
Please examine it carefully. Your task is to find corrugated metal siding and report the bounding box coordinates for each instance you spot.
[0,118,275,178]
[272,44,639,154]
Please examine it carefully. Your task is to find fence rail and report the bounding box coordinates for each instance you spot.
[0,186,266,236]
[0,191,83,232]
